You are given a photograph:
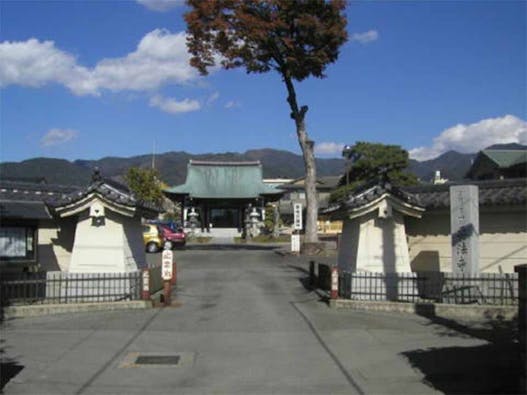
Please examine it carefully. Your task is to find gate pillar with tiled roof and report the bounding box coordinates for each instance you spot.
[50,171,160,273]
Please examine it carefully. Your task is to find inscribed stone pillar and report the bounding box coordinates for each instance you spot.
[450,185,479,276]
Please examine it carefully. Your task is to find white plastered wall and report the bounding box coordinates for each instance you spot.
[338,209,412,273]
[37,218,76,272]
[122,215,147,271]
[68,208,145,273]
[406,206,527,273]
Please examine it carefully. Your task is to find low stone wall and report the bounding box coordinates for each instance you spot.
[329,299,517,321]
[3,300,151,319]
[148,264,163,294]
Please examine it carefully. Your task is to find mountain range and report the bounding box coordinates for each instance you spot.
[0,144,524,187]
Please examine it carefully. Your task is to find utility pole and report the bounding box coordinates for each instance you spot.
[151,140,156,170]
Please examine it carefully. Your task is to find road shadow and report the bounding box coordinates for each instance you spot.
[403,342,520,394]
[296,275,329,304]
[0,339,24,392]
[402,304,521,394]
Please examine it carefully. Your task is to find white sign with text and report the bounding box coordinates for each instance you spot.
[291,234,300,252]
[162,250,173,280]
[293,203,303,230]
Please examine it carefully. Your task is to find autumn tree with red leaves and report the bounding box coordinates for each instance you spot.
[185,0,347,248]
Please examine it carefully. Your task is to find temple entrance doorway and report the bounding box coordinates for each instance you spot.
[210,208,240,228]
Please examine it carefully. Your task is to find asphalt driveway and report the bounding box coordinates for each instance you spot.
[1,247,519,394]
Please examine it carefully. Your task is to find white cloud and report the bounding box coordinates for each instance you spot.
[0,39,91,93]
[206,91,220,106]
[314,142,345,156]
[224,100,241,109]
[0,29,199,96]
[136,0,183,12]
[40,128,79,147]
[149,94,201,114]
[349,30,379,44]
[409,115,527,161]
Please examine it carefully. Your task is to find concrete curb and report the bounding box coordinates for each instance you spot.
[3,300,152,319]
[329,299,518,321]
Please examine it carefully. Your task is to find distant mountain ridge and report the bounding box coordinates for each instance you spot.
[1,145,524,186]
[0,149,347,186]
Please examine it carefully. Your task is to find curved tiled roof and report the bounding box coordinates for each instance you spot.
[0,180,79,220]
[0,174,162,219]
[47,179,161,213]
[323,180,422,216]
[324,178,527,217]
[402,178,527,209]
[165,161,283,199]
[0,180,78,201]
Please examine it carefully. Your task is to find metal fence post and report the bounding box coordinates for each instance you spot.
[309,261,315,287]
[171,258,177,286]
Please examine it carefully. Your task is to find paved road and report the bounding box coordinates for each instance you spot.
[1,247,516,394]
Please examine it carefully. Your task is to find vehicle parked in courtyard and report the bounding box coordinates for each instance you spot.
[158,224,186,249]
[143,224,164,253]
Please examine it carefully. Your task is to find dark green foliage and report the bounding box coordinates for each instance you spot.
[263,204,282,234]
[124,167,164,206]
[328,181,361,204]
[342,142,418,185]
[330,142,419,203]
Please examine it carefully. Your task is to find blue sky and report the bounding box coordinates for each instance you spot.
[1,0,525,163]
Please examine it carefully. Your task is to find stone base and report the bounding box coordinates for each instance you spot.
[301,242,326,256]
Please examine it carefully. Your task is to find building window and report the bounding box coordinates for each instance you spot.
[0,226,36,261]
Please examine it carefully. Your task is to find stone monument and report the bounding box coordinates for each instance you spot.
[450,185,479,276]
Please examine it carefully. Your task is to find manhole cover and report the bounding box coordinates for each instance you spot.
[135,355,180,365]
[120,352,195,368]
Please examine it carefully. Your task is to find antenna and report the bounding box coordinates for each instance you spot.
[152,140,156,169]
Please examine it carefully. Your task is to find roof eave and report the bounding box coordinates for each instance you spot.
[53,193,137,218]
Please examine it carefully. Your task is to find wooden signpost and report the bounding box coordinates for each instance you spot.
[162,249,173,305]
[292,203,302,253]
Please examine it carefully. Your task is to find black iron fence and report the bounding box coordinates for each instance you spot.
[337,270,518,305]
[0,271,142,306]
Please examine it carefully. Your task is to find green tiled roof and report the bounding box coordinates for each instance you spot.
[482,149,527,168]
[165,161,283,199]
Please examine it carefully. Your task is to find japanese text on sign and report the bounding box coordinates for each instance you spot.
[142,270,150,292]
[293,203,303,230]
[291,234,300,252]
[162,250,173,281]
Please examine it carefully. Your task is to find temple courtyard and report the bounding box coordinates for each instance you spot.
[1,247,519,394]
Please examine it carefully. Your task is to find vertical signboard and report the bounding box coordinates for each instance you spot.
[291,234,300,252]
[162,250,173,281]
[450,185,479,276]
[293,203,303,230]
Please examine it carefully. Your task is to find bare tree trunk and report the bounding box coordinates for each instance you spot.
[297,121,319,244]
[283,75,319,244]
